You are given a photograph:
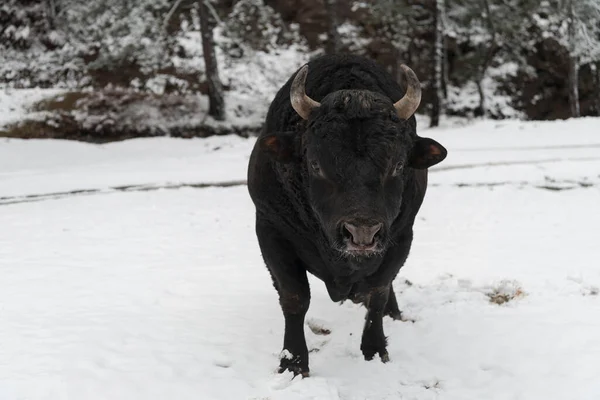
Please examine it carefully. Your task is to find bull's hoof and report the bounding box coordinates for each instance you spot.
[361,343,389,362]
[278,350,309,377]
[385,309,403,320]
[385,309,415,323]
[278,365,310,377]
[278,363,309,377]
[380,351,390,363]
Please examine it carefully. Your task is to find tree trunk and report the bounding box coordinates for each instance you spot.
[199,0,225,121]
[430,0,445,127]
[567,54,580,118]
[324,0,340,54]
[476,0,498,118]
[595,62,600,116]
[566,0,580,118]
[163,0,185,35]
[475,79,485,118]
[442,32,449,99]
[46,0,56,28]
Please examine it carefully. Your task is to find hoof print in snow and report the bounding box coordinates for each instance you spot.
[309,326,331,335]
[307,319,331,335]
[308,338,330,354]
[423,379,442,390]
[583,286,599,296]
[567,276,599,296]
[213,359,232,368]
[486,280,525,305]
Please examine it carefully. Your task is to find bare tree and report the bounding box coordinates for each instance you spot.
[442,27,449,99]
[46,0,57,28]
[369,0,413,81]
[198,0,225,120]
[474,0,499,117]
[595,62,600,114]
[324,0,341,54]
[565,0,580,117]
[557,0,600,117]
[430,0,446,127]
[162,0,184,34]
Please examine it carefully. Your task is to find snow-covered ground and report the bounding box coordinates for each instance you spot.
[0,88,65,129]
[1,118,599,400]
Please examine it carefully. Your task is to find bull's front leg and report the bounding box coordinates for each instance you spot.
[278,283,310,376]
[256,222,311,376]
[361,231,413,362]
[360,285,391,362]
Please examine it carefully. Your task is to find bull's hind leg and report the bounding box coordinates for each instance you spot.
[256,223,311,376]
[384,284,403,320]
[360,286,390,362]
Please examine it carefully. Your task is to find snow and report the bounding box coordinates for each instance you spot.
[448,63,523,119]
[1,118,600,399]
[0,88,64,128]
[0,135,254,199]
[337,22,372,54]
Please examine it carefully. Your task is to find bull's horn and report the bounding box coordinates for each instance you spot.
[394,64,422,120]
[290,65,320,120]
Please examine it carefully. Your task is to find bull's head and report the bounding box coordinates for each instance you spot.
[260,64,447,258]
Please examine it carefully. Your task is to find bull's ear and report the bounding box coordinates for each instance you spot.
[409,137,447,169]
[259,131,297,163]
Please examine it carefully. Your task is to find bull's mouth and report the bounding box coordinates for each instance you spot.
[344,240,379,253]
[341,242,383,259]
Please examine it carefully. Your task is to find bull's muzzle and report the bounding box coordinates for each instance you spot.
[341,221,383,251]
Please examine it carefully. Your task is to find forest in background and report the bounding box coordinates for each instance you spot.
[1,0,600,141]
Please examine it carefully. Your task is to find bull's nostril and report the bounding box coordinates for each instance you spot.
[368,223,383,245]
[372,223,383,236]
[342,223,353,240]
[342,222,382,246]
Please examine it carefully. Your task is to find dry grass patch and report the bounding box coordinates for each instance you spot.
[486,280,526,305]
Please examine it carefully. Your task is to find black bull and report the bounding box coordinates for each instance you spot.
[247,54,447,376]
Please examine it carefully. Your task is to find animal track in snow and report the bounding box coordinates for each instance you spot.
[307,318,332,336]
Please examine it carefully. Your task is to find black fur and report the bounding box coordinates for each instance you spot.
[247,54,446,376]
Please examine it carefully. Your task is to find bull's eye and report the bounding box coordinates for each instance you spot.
[310,160,324,177]
[392,162,404,177]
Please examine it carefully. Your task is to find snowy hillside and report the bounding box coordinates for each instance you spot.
[1,118,600,399]
[3,0,600,141]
